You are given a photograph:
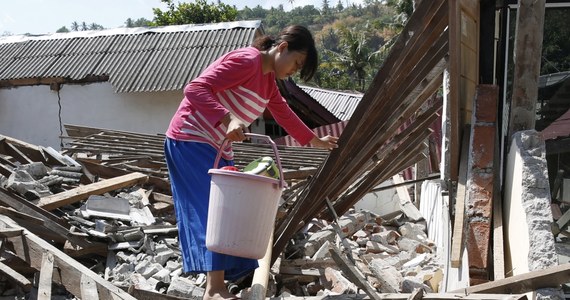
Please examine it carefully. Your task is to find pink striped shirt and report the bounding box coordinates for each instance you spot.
[166,47,316,159]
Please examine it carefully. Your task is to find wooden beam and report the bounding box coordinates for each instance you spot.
[79,160,171,193]
[0,135,45,162]
[37,172,149,211]
[0,261,32,292]
[0,227,24,238]
[1,215,137,300]
[493,188,505,280]
[38,252,54,300]
[451,126,470,267]
[370,174,441,192]
[393,174,424,222]
[0,206,44,225]
[1,141,33,165]
[329,245,383,300]
[249,234,273,300]
[0,188,108,251]
[80,273,100,300]
[127,287,187,300]
[450,263,570,294]
[447,0,461,182]
[0,156,14,177]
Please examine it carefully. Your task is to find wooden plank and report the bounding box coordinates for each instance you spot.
[1,216,137,300]
[249,234,273,300]
[38,251,54,300]
[493,189,505,280]
[37,172,149,211]
[450,263,570,294]
[393,174,424,222]
[329,245,382,300]
[447,0,461,183]
[81,273,100,300]
[0,135,45,162]
[0,227,24,238]
[451,126,470,267]
[0,155,15,177]
[79,160,171,193]
[2,191,108,255]
[279,266,324,277]
[0,261,32,292]
[0,206,44,225]
[127,287,187,300]
[3,142,33,165]
[0,190,107,257]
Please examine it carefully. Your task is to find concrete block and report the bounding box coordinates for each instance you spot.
[323,267,357,294]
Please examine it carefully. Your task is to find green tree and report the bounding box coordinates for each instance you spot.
[264,5,288,34]
[66,21,104,31]
[288,0,296,10]
[322,0,331,15]
[56,26,70,33]
[314,19,384,91]
[238,5,267,20]
[152,0,238,25]
[125,18,153,28]
[384,0,413,26]
[71,21,80,31]
[336,0,344,12]
[88,23,104,30]
[541,8,570,74]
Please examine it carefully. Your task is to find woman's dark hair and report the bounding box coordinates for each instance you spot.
[252,25,318,82]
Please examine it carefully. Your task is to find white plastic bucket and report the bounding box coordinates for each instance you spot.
[206,134,285,259]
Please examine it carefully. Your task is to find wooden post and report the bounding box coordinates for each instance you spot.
[507,0,546,140]
[248,233,273,300]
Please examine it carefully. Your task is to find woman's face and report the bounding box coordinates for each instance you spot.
[274,42,307,80]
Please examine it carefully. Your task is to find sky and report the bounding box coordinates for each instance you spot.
[1,0,358,36]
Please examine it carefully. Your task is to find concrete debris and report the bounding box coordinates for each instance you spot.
[2,160,444,299]
[1,130,563,300]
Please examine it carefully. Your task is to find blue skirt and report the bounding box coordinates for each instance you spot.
[164,138,258,280]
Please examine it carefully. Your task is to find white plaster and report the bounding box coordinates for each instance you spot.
[0,82,182,149]
[503,135,531,276]
[504,130,557,279]
[353,179,401,217]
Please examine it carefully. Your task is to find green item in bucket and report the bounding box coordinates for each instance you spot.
[243,156,280,179]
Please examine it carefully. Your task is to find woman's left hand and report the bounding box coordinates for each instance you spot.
[310,135,339,151]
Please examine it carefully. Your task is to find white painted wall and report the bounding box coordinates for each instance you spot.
[1,82,270,150]
[1,82,186,150]
[353,179,402,217]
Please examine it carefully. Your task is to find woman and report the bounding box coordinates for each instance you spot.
[164,25,338,300]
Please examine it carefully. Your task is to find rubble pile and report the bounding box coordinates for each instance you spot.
[275,211,443,298]
[0,133,443,299]
[1,163,442,299]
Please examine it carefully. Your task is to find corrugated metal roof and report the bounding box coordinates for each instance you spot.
[297,85,363,120]
[0,20,262,93]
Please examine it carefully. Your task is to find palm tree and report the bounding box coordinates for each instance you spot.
[288,0,295,10]
[323,25,379,91]
[71,21,79,31]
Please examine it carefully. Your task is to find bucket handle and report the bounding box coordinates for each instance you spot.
[213,133,285,189]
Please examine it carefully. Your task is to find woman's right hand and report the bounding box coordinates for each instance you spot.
[224,113,249,142]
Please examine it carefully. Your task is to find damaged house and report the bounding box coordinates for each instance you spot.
[1,0,570,299]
